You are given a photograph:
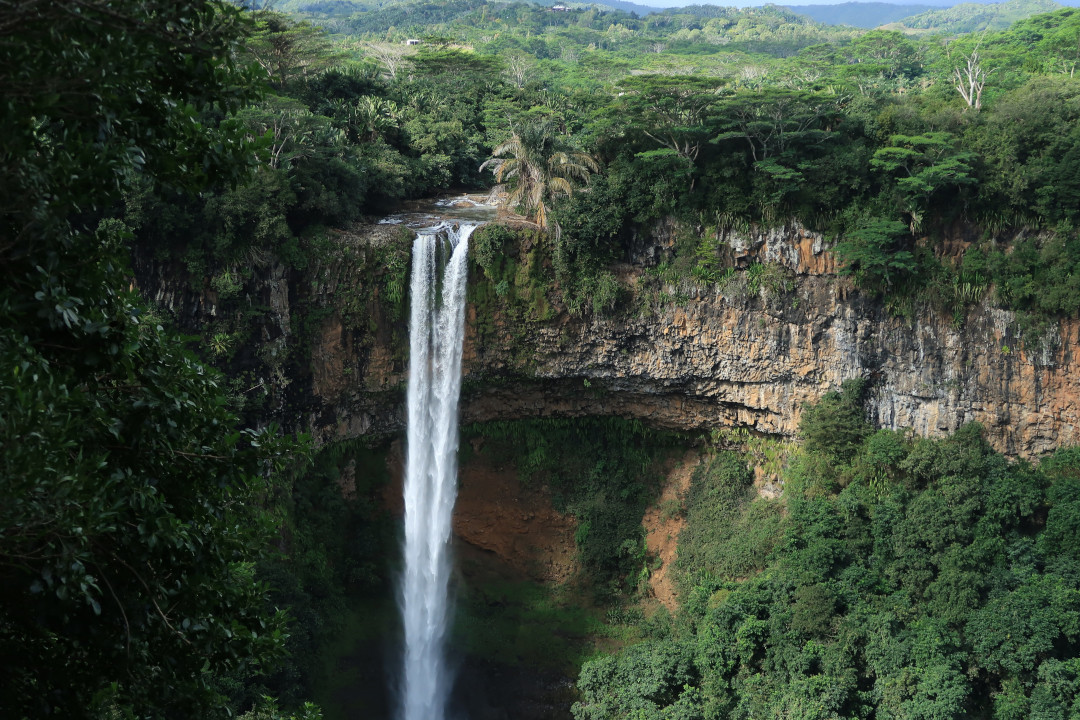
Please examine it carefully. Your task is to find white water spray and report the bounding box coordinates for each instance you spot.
[400,223,474,720]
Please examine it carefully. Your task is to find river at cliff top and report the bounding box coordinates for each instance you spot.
[378,192,499,229]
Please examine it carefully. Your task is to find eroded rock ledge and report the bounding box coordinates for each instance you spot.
[139,221,1080,458]
[315,222,1078,458]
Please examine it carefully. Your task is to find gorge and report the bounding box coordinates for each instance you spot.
[12,2,1080,717]
[128,211,1080,718]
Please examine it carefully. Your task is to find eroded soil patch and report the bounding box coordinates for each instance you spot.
[642,449,703,612]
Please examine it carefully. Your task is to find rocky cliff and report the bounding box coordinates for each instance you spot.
[136,221,1080,458]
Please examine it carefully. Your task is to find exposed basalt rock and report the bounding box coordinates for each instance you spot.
[135,220,1080,459]
[460,281,1079,457]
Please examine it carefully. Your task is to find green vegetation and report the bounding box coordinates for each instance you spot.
[253,442,394,711]
[787,4,938,30]
[455,575,609,672]
[675,453,785,588]
[0,1,303,717]
[892,0,1063,33]
[113,0,1080,332]
[481,119,599,230]
[573,385,1080,720]
[465,418,685,599]
[10,0,1080,717]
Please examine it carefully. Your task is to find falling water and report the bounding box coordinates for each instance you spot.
[399,222,474,720]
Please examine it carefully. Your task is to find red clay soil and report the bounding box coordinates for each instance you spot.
[383,439,577,584]
[642,449,703,612]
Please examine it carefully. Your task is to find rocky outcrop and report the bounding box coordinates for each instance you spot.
[137,220,1080,458]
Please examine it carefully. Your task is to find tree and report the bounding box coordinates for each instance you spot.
[245,12,341,90]
[503,53,537,89]
[360,41,414,81]
[1,0,261,245]
[237,97,340,169]
[834,218,918,295]
[408,47,502,80]
[0,1,295,716]
[791,43,843,86]
[798,377,870,463]
[870,132,975,231]
[343,96,401,144]
[712,89,846,213]
[848,30,921,80]
[615,75,727,190]
[480,121,598,230]
[1043,10,1080,76]
[954,47,992,110]
[714,90,843,162]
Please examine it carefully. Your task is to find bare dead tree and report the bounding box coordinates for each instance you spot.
[363,42,412,80]
[954,48,992,111]
[503,54,535,89]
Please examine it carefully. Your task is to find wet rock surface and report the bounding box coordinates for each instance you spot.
[382,439,578,583]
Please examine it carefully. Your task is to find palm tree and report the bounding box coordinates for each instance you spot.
[340,95,400,143]
[480,121,598,230]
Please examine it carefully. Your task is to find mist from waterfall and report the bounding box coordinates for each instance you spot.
[399,223,474,720]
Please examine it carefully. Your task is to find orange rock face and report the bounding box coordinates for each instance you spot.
[642,451,702,612]
[308,222,1078,458]
[452,448,578,584]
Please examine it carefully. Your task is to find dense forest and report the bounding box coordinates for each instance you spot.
[3,0,1080,718]
[136,0,1080,331]
[575,385,1080,719]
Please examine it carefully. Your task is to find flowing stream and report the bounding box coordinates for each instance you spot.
[399,222,475,720]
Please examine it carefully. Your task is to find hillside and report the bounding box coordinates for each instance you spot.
[8,2,1080,720]
[887,0,1062,31]
[784,2,936,27]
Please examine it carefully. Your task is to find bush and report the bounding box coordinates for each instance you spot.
[798,378,871,463]
[575,425,1080,720]
[471,223,517,277]
[833,218,916,296]
[676,453,784,587]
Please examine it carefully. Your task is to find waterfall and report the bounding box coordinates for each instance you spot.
[399,222,474,720]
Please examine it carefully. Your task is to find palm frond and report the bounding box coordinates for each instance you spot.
[479,123,598,230]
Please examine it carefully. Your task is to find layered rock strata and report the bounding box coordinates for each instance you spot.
[139,221,1080,458]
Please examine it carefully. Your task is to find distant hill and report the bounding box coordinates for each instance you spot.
[886,0,1063,31]
[262,0,1077,28]
[588,0,665,14]
[272,0,366,13]
[658,2,819,19]
[784,2,936,26]
[274,0,667,18]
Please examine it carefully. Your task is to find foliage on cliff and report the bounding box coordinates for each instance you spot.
[572,384,1080,720]
[36,1,1080,716]
[128,3,1080,334]
[0,1,310,717]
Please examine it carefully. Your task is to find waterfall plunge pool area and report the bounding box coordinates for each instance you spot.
[310,439,617,720]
